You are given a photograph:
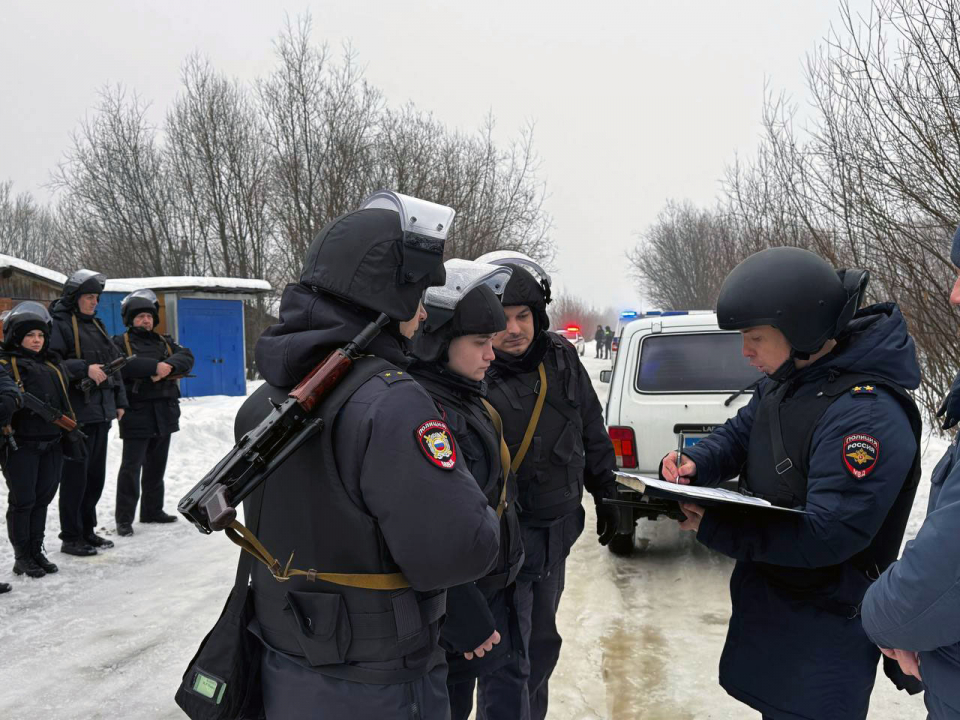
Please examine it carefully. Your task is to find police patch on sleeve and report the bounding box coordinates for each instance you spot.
[843,434,879,478]
[416,420,457,470]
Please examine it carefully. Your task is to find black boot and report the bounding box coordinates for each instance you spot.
[61,540,97,557]
[13,548,46,578]
[84,532,114,549]
[140,511,177,524]
[117,522,134,537]
[0,582,10,594]
[32,541,58,574]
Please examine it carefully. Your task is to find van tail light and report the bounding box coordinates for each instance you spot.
[611,337,619,353]
[608,426,638,468]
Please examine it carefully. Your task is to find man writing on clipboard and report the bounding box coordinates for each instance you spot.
[659,247,923,720]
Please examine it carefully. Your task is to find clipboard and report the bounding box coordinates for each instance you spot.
[614,472,811,515]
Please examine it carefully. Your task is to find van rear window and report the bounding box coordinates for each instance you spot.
[636,332,763,393]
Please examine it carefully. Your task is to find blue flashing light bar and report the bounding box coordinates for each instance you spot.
[620,310,638,319]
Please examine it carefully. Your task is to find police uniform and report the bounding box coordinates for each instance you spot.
[0,302,84,578]
[861,228,960,720]
[49,270,128,554]
[237,194,500,720]
[410,261,528,720]
[479,257,619,720]
[112,290,194,531]
[679,249,922,720]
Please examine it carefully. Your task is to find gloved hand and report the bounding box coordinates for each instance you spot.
[594,486,620,546]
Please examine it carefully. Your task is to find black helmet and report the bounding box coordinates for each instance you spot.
[3,301,52,350]
[414,259,512,363]
[62,269,106,305]
[476,251,552,334]
[299,190,454,321]
[716,247,869,357]
[121,289,160,327]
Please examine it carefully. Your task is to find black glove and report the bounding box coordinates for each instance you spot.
[881,655,923,695]
[594,487,620,546]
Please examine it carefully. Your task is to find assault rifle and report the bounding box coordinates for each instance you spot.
[20,392,87,442]
[131,372,196,395]
[179,314,389,534]
[78,355,133,396]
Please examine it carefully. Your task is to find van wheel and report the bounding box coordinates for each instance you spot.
[607,532,635,556]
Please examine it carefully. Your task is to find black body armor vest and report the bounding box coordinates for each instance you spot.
[742,371,922,596]
[414,369,524,590]
[486,335,585,519]
[239,357,447,685]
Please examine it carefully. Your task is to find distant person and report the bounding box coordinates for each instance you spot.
[594,325,605,358]
[604,325,614,359]
[112,289,194,536]
[49,270,128,557]
[1,302,82,582]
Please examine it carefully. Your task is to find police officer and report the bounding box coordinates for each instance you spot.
[0,330,22,594]
[112,289,194,536]
[410,259,528,720]
[236,191,500,719]
[49,270,128,556]
[1,302,84,579]
[477,251,620,720]
[661,247,922,720]
[860,228,960,720]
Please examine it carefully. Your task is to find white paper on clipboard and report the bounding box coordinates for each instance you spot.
[615,472,810,515]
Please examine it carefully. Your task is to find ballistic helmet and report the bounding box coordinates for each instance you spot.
[121,289,160,327]
[3,301,52,350]
[475,251,552,333]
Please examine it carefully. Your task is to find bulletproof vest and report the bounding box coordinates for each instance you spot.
[119,330,179,401]
[415,371,524,589]
[486,334,585,519]
[61,312,124,410]
[742,370,922,591]
[0,353,72,439]
[242,356,447,685]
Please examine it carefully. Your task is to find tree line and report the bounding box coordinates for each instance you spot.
[630,0,960,420]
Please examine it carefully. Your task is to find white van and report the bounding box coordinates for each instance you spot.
[599,311,763,554]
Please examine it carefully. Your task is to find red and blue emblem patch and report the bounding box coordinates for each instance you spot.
[416,420,457,470]
[843,433,879,479]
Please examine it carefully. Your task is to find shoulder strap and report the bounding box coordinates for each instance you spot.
[70,314,81,358]
[511,362,548,474]
[123,332,134,358]
[45,361,77,421]
[222,354,411,590]
[480,398,511,518]
[9,357,22,389]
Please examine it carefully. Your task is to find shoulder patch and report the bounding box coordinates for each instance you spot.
[375,369,413,386]
[843,434,879,478]
[415,419,457,470]
[850,384,878,399]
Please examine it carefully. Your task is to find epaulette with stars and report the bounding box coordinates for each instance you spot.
[851,384,878,399]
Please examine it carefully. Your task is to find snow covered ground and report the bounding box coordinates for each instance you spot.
[0,344,936,719]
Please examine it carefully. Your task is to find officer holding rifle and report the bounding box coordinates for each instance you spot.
[49,270,128,557]
[112,289,194,536]
[230,191,500,719]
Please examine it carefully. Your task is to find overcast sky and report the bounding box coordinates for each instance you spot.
[0,0,873,312]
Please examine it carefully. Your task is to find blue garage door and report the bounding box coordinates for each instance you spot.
[177,298,245,397]
[96,292,125,337]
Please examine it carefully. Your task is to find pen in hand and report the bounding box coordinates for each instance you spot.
[675,432,684,483]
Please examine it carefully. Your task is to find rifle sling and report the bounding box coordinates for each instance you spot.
[8,357,77,423]
[223,519,410,590]
[480,398,512,518]
[510,362,548,474]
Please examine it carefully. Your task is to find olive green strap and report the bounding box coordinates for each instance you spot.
[123,332,133,358]
[480,398,512,518]
[510,362,547,474]
[71,314,81,359]
[224,520,410,590]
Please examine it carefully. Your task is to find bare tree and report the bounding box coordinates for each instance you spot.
[0,182,64,269]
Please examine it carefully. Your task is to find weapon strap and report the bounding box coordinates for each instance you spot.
[72,313,113,359]
[45,360,77,421]
[123,331,172,359]
[510,362,547,474]
[480,398,511,518]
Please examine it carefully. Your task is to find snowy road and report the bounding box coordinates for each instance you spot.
[0,349,934,719]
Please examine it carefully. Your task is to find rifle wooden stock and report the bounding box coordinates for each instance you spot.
[288,350,353,413]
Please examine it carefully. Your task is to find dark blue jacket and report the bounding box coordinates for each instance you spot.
[683,304,920,720]
[862,371,960,720]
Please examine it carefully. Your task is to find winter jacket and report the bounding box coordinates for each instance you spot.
[681,303,921,720]
[0,367,20,426]
[862,370,960,720]
[410,362,525,684]
[0,348,83,441]
[240,283,499,686]
[486,331,618,577]
[112,327,194,439]
[48,300,127,425]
